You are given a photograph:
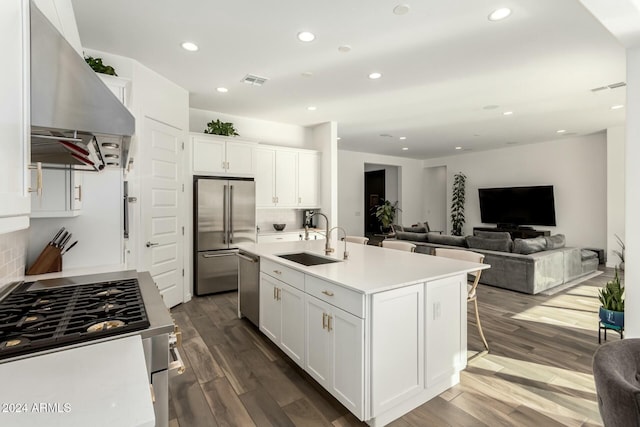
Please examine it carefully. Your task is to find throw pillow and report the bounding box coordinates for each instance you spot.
[513,237,547,255]
[544,234,566,250]
[395,231,428,242]
[428,233,467,247]
[466,236,512,252]
[473,230,512,240]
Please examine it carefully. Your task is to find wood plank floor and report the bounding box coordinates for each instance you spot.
[169,268,615,427]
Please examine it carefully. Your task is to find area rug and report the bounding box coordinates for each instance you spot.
[539,270,603,296]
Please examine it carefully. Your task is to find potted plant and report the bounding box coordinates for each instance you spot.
[372,200,400,233]
[598,268,624,329]
[204,119,239,136]
[84,56,117,76]
[450,172,466,236]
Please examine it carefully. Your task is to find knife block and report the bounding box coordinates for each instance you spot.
[26,245,62,275]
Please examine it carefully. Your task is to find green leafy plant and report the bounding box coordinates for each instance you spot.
[613,234,625,270]
[204,119,239,137]
[84,56,117,76]
[372,200,401,230]
[598,268,624,312]
[450,172,466,236]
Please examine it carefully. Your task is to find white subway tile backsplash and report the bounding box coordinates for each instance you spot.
[0,229,28,290]
[257,209,310,232]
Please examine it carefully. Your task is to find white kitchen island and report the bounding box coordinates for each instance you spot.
[237,239,489,427]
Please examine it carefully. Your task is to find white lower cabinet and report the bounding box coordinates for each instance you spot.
[30,168,83,217]
[371,283,424,416]
[425,275,465,387]
[305,294,364,418]
[259,273,305,367]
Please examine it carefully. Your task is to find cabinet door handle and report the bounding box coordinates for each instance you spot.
[327,315,333,332]
[273,270,282,275]
[28,162,43,197]
[75,185,82,202]
[277,288,281,301]
[322,290,334,297]
[322,312,327,330]
[273,287,277,300]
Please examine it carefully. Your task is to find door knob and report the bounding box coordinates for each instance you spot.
[146,241,159,247]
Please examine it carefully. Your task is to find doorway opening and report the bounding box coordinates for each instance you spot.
[364,164,400,238]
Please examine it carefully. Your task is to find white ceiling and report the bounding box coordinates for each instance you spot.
[71,0,626,159]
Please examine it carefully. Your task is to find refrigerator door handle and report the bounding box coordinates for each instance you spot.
[229,185,234,244]
[202,253,237,258]
[222,185,227,244]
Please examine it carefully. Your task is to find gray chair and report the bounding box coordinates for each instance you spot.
[592,339,640,427]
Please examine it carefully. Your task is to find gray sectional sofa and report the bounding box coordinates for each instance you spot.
[392,227,598,294]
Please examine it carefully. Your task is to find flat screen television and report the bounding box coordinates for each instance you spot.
[478,185,556,227]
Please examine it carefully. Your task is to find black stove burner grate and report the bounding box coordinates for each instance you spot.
[0,278,149,360]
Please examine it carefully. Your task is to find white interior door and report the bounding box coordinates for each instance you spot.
[141,117,184,308]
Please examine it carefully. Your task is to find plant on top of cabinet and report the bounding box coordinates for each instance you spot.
[204,119,239,136]
[84,56,117,76]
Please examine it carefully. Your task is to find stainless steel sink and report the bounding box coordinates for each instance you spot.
[277,252,340,266]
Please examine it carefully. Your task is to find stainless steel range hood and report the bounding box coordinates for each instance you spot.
[30,1,134,171]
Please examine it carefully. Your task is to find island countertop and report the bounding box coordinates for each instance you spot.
[237,238,489,294]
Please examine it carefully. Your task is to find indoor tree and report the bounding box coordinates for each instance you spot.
[450,172,466,236]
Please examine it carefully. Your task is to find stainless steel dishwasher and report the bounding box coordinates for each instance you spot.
[237,251,260,326]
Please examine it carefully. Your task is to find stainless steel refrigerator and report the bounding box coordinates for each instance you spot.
[194,177,256,295]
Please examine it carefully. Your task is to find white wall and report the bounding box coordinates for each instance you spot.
[338,150,425,236]
[190,108,311,148]
[606,126,625,268]
[424,166,447,232]
[625,46,640,338]
[364,164,399,204]
[423,134,607,249]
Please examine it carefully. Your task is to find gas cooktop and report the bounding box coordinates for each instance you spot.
[0,277,149,360]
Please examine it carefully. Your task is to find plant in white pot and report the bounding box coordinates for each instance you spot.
[598,268,624,329]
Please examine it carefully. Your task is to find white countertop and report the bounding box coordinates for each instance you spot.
[258,227,322,236]
[0,335,155,427]
[238,238,489,294]
[23,263,127,283]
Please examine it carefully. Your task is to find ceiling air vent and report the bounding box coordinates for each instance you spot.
[242,74,269,86]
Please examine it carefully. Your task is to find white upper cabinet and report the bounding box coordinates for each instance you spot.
[0,0,30,234]
[297,151,320,207]
[255,145,321,208]
[32,0,82,56]
[30,168,83,218]
[98,74,131,108]
[191,134,255,176]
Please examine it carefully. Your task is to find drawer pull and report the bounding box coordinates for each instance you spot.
[273,270,282,275]
[322,290,334,297]
[322,312,327,329]
[328,315,333,332]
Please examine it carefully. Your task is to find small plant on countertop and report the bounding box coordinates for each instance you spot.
[204,119,239,137]
[84,56,117,76]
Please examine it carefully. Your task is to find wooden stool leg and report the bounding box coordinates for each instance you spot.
[474,299,489,352]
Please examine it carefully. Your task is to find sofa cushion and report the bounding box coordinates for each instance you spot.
[544,234,566,250]
[513,237,547,255]
[395,231,428,242]
[403,226,428,233]
[473,230,512,240]
[466,236,512,252]
[427,233,467,247]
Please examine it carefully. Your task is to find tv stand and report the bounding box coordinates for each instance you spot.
[474,226,550,239]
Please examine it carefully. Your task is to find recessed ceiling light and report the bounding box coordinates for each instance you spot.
[368,72,383,79]
[216,87,228,93]
[455,146,463,150]
[488,8,512,21]
[402,147,409,151]
[297,31,315,42]
[399,136,407,140]
[338,45,352,53]
[337,137,341,140]
[556,129,567,133]
[611,104,624,110]
[307,106,317,111]
[393,4,410,15]
[503,111,513,116]
[181,42,199,51]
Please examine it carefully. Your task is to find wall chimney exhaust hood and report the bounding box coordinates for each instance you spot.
[30,1,135,171]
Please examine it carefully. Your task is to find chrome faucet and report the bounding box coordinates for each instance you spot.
[306,212,334,255]
[329,226,349,260]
